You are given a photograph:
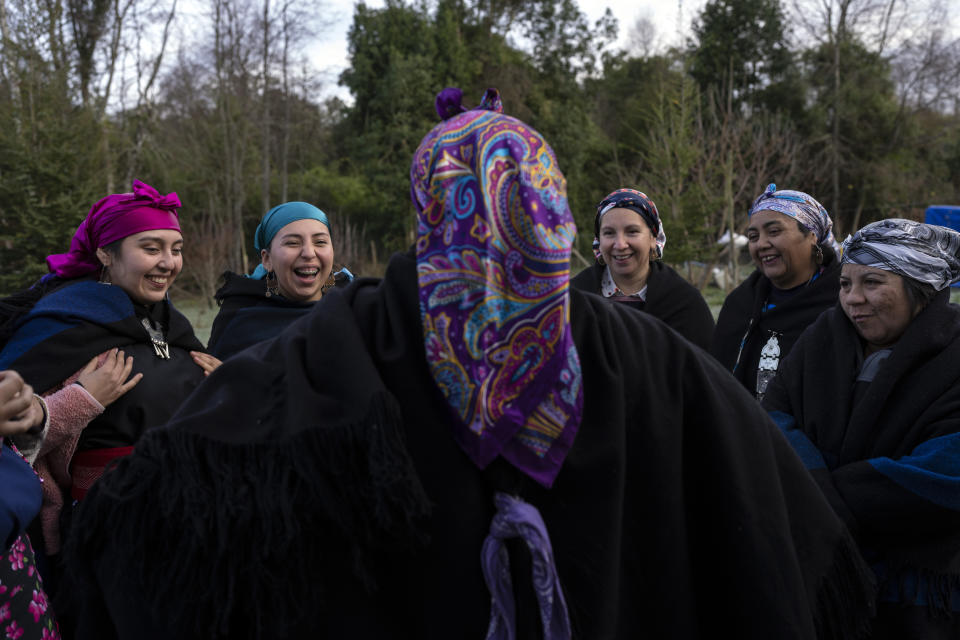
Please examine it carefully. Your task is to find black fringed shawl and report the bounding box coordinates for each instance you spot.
[65,251,875,639]
[763,289,960,632]
[570,261,715,351]
[712,248,840,394]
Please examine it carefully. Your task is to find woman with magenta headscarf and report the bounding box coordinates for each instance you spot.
[764,219,960,638]
[62,90,873,639]
[206,201,353,361]
[712,184,840,401]
[0,180,206,572]
[571,188,715,350]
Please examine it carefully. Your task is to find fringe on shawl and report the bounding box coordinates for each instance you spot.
[61,390,432,638]
[813,528,877,640]
[875,564,960,618]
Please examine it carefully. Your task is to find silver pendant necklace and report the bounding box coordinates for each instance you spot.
[141,317,170,359]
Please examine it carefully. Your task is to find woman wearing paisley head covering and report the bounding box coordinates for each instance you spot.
[61,90,874,639]
[764,218,960,639]
[570,188,715,350]
[712,184,841,401]
[206,201,353,361]
[0,180,206,565]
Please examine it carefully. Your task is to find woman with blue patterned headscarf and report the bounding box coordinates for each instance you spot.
[570,187,715,350]
[205,201,354,360]
[61,91,874,639]
[712,183,841,401]
[764,219,960,638]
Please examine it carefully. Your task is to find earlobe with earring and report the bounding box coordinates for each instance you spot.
[99,265,111,285]
[813,244,824,266]
[265,271,279,298]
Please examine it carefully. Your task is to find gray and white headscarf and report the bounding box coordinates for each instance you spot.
[841,218,960,291]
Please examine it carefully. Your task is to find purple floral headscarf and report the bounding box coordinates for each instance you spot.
[411,88,583,488]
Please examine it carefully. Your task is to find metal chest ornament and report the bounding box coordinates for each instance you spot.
[755,331,782,402]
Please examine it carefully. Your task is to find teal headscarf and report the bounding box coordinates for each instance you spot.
[250,202,330,279]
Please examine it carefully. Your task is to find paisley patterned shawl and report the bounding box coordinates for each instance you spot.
[410,88,583,488]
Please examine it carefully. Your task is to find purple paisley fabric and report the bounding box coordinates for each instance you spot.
[410,88,583,488]
[481,492,570,640]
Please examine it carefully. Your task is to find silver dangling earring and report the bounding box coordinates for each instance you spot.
[99,265,112,285]
[265,271,279,298]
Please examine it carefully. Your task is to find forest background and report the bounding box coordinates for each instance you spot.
[2,0,960,320]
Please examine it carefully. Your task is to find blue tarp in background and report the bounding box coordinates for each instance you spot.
[925,206,960,287]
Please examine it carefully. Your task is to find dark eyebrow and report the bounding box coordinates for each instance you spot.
[746,220,784,233]
[137,236,182,245]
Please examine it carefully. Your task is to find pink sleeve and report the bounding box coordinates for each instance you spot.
[39,383,104,456]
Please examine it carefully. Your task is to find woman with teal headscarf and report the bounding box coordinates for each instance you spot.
[205,202,353,360]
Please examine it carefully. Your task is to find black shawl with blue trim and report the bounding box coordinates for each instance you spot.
[764,289,960,636]
[0,279,204,448]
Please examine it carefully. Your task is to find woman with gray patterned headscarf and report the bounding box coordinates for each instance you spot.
[712,184,840,401]
[764,218,960,639]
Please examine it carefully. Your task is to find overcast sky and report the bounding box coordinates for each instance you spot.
[310,0,708,101]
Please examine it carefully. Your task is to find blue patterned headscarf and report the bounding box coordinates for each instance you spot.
[841,218,960,291]
[749,184,838,251]
[411,88,583,489]
[250,202,330,279]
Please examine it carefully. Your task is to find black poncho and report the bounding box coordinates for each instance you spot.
[570,261,715,351]
[64,251,874,639]
[711,248,840,397]
[763,289,960,638]
[207,270,351,359]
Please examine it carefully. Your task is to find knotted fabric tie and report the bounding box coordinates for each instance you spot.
[481,492,571,640]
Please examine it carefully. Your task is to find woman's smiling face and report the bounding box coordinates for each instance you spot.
[746,210,818,289]
[97,230,183,305]
[839,264,917,353]
[261,218,334,302]
[598,207,657,290]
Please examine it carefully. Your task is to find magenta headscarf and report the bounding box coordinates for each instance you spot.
[46,180,182,278]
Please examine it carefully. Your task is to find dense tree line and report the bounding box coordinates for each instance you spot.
[1,0,959,298]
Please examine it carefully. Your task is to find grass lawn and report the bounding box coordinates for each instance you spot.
[173,296,217,347]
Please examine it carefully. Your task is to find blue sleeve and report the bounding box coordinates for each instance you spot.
[869,432,960,511]
[767,411,827,471]
[0,442,43,550]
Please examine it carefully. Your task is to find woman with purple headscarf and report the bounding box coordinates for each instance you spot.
[570,188,715,350]
[0,181,206,579]
[61,92,873,639]
[712,183,840,401]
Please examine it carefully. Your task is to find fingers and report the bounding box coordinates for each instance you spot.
[119,372,143,394]
[0,371,37,436]
[77,349,141,408]
[190,352,222,376]
[0,370,25,405]
[81,355,100,376]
